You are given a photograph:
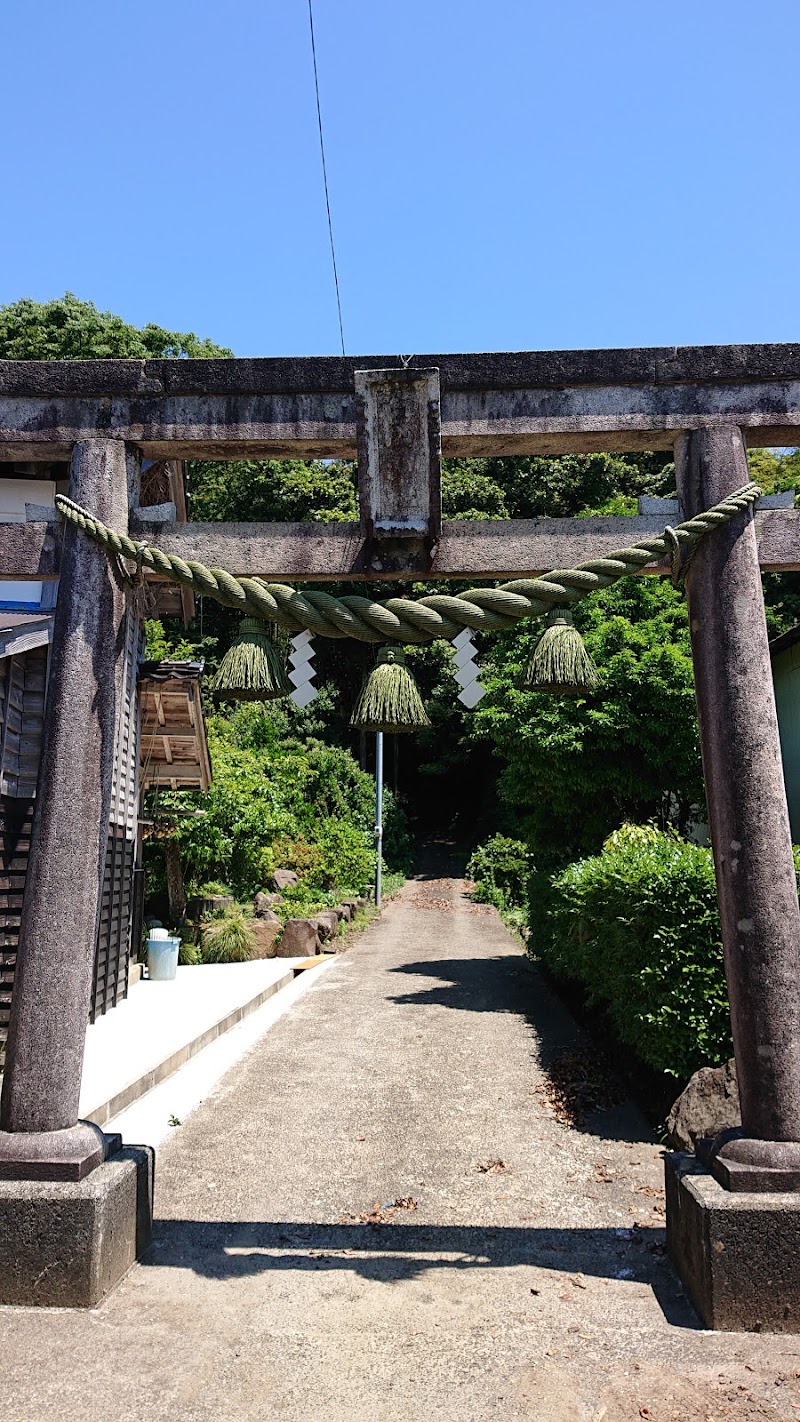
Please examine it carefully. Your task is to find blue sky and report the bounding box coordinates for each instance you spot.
[2,1,799,357]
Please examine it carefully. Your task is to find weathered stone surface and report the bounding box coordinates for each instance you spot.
[250,920,281,959]
[5,345,800,399]
[355,367,441,542]
[187,894,233,919]
[0,1146,153,1307]
[313,912,339,943]
[269,869,299,892]
[667,1059,740,1152]
[0,1121,108,1182]
[276,919,320,957]
[254,891,283,915]
[666,1151,800,1331]
[677,427,800,1174]
[0,439,130,1141]
[8,347,800,462]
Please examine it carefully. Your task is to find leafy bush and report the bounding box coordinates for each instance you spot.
[527,824,732,1079]
[467,835,533,909]
[145,704,410,901]
[199,903,258,963]
[195,880,233,898]
[472,578,704,867]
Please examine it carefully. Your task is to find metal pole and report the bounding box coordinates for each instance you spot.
[375,730,383,907]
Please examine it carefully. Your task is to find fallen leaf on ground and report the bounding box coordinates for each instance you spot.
[339,1196,418,1226]
[534,1046,623,1127]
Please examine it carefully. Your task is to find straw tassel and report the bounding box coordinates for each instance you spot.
[523,610,600,696]
[209,616,292,701]
[350,646,431,733]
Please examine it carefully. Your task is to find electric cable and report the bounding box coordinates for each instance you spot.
[308,0,346,356]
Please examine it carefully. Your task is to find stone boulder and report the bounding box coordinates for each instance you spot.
[313,911,339,944]
[276,918,320,958]
[269,869,299,892]
[186,893,234,920]
[667,1059,740,1151]
[254,892,283,917]
[250,919,281,959]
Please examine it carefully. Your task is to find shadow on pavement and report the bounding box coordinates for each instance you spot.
[143,1218,695,1328]
[386,954,647,1143]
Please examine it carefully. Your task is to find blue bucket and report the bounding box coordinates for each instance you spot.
[146,935,181,981]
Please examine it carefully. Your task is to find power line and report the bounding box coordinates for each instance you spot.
[307,0,346,357]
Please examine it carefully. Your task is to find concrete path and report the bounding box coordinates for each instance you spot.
[5,874,800,1422]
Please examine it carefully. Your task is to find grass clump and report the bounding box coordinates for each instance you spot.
[200,903,257,963]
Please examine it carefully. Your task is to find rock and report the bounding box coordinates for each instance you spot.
[269,869,299,892]
[254,892,283,917]
[276,918,320,958]
[313,911,339,943]
[186,894,234,920]
[250,920,281,958]
[667,1059,740,1151]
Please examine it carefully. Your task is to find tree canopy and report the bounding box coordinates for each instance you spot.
[0,293,231,361]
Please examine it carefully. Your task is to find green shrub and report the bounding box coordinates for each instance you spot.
[144,704,410,903]
[467,835,533,909]
[200,903,257,963]
[527,824,731,1079]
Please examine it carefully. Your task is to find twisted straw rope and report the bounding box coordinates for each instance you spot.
[54,483,762,645]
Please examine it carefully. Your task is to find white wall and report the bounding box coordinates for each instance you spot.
[0,478,56,609]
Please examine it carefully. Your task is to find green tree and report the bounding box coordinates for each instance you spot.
[0,293,231,360]
[188,458,357,523]
[470,577,703,866]
[145,703,410,903]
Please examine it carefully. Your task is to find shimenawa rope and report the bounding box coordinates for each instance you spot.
[53,483,762,645]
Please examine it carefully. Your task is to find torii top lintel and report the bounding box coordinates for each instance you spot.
[1,342,800,462]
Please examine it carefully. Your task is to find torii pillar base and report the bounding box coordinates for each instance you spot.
[0,1144,153,1308]
[666,1153,800,1332]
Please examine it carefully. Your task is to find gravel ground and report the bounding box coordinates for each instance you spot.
[4,871,800,1422]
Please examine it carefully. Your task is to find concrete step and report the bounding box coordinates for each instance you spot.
[79,958,319,1128]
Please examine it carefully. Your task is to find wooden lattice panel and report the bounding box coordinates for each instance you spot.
[0,797,34,1062]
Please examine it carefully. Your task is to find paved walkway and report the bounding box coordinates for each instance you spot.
[5,875,800,1421]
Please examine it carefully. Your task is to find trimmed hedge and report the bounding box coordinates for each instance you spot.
[527,825,734,1080]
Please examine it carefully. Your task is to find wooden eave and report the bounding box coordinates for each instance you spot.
[138,662,211,792]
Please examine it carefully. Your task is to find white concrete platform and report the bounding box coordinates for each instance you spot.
[102,961,334,1150]
[79,959,312,1127]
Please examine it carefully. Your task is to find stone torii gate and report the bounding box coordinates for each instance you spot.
[1,346,800,1327]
